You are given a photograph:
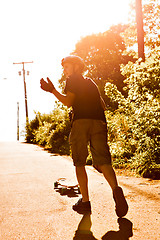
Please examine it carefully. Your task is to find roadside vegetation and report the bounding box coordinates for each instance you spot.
[26,102,71,155]
[25,0,160,179]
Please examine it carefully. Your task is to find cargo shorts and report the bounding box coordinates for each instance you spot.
[69,119,112,167]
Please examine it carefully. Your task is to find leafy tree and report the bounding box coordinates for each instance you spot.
[143,0,160,49]
[122,0,160,53]
[58,73,66,93]
[121,47,160,101]
[71,24,135,99]
[106,47,160,179]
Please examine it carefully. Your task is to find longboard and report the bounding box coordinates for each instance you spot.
[54,178,80,195]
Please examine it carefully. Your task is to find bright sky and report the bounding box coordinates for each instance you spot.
[0,0,131,141]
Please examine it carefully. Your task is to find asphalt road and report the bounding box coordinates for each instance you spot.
[0,142,160,240]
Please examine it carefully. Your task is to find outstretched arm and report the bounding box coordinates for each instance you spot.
[40,77,75,108]
[52,88,75,107]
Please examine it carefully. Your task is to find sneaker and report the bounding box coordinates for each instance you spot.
[113,187,128,217]
[72,198,91,214]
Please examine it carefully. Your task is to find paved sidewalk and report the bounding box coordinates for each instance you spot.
[0,142,160,239]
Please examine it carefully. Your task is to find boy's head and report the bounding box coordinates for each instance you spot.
[61,55,85,77]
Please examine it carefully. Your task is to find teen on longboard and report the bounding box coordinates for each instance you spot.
[40,55,128,216]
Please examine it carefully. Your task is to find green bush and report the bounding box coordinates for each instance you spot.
[25,115,40,143]
[25,104,71,155]
[105,47,160,179]
[47,114,71,154]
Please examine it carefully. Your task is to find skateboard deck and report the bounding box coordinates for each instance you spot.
[54,178,80,195]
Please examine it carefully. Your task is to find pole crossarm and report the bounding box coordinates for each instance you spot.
[13,61,33,65]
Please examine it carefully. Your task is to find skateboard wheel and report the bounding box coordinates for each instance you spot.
[54,181,58,188]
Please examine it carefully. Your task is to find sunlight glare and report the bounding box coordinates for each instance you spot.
[0,0,131,141]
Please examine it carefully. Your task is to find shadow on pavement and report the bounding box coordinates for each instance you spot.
[102,218,133,240]
[73,214,133,240]
[55,188,80,198]
[73,213,97,240]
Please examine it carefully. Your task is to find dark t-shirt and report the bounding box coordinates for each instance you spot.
[64,73,106,122]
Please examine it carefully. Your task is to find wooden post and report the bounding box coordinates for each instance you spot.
[136,0,145,61]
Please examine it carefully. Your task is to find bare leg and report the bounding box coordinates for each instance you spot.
[98,164,118,190]
[75,166,89,202]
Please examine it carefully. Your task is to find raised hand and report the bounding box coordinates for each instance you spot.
[40,77,55,93]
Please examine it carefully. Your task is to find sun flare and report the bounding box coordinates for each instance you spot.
[0,0,131,141]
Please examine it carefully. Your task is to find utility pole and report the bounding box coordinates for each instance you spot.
[136,0,145,61]
[13,61,33,124]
